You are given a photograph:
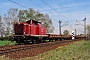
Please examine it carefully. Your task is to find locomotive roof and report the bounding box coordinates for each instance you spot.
[26,20,41,24]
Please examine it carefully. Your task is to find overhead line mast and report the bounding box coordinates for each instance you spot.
[83,17,86,37]
[59,20,62,35]
[76,17,86,37]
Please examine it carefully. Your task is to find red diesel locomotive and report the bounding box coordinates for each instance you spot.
[13,20,48,44]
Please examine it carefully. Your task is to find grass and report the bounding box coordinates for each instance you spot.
[0,40,90,60]
[28,40,90,60]
[0,40,16,46]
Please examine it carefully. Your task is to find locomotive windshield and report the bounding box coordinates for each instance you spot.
[26,20,41,25]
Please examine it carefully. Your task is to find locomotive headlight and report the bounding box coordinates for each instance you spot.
[24,31,25,34]
[19,23,20,25]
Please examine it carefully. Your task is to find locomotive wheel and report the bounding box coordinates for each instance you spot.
[32,39,34,44]
[36,40,39,44]
[16,40,21,44]
[24,40,27,44]
[39,40,41,43]
[24,41,29,44]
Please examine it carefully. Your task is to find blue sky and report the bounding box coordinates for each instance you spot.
[0,0,90,34]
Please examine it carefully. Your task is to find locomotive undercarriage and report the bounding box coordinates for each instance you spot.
[13,35,48,44]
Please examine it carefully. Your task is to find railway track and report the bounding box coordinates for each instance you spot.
[0,39,81,59]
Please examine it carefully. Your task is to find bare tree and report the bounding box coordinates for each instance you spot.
[0,15,5,37]
[8,8,18,36]
[8,8,19,23]
[3,8,18,37]
[3,14,10,37]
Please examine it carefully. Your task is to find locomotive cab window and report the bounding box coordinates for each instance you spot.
[26,20,41,25]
